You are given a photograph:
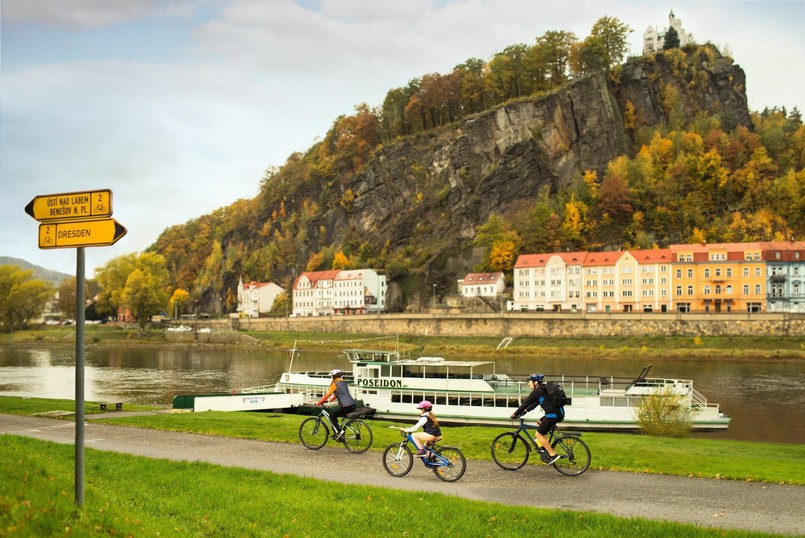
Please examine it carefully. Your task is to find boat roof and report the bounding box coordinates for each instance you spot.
[395,359,494,368]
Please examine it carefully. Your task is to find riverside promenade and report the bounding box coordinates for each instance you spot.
[2,413,803,536]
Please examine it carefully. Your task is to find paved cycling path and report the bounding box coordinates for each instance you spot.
[2,413,803,536]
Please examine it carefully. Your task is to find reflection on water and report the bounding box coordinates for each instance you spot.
[1,345,803,444]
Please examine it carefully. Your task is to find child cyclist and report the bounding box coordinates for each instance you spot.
[400,400,442,457]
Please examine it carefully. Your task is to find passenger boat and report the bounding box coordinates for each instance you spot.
[275,347,731,431]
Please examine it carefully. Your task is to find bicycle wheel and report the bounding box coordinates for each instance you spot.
[552,434,591,476]
[382,442,413,477]
[299,417,329,450]
[342,419,373,454]
[432,446,466,482]
[491,432,530,470]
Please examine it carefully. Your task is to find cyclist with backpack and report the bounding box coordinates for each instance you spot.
[510,373,564,465]
[315,369,357,440]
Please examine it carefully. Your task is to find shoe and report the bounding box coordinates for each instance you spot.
[545,453,562,465]
[414,449,427,458]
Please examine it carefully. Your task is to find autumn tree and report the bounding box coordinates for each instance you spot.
[0,265,54,332]
[589,16,632,68]
[96,253,170,323]
[168,288,190,319]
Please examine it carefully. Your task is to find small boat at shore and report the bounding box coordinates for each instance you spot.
[274,347,730,431]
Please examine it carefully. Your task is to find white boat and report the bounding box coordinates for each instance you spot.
[275,348,731,431]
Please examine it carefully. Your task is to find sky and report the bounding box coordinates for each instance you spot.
[2,0,803,278]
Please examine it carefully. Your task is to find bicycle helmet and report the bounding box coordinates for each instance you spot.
[328,369,344,378]
[528,373,544,383]
[416,400,433,410]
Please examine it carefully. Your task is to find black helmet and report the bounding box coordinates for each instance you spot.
[528,373,544,383]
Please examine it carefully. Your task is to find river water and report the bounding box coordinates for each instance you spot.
[1,345,803,445]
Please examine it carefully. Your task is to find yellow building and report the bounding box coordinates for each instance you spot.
[670,243,765,313]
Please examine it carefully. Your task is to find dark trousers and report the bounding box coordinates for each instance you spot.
[330,404,356,432]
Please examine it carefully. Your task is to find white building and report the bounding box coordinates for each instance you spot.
[643,10,694,55]
[293,268,386,316]
[458,272,506,298]
[236,277,285,318]
[512,252,585,312]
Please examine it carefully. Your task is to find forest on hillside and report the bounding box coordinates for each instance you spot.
[146,17,805,314]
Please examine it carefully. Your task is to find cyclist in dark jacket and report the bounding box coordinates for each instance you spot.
[315,369,356,439]
[511,373,564,465]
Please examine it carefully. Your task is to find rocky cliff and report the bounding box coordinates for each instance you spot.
[318,47,751,307]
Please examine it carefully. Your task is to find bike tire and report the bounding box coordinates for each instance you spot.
[491,432,530,470]
[299,417,329,450]
[432,446,466,482]
[382,442,413,477]
[342,419,373,454]
[552,434,591,476]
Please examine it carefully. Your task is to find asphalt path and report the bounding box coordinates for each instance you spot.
[2,413,803,536]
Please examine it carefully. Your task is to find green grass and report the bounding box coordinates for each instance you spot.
[0,396,158,416]
[0,435,778,537]
[4,396,803,486]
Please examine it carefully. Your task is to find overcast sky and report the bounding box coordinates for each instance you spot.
[2,0,803,277]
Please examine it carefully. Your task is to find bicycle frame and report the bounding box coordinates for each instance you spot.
[397,432,451,468]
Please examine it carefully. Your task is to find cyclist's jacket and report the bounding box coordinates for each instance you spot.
[404,411,442,437]
[316,379,356,407]
[512,384,565,420]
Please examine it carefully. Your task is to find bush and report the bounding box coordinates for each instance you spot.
[636,387,692,438]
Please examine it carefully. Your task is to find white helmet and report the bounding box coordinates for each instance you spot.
[328,369,344,378]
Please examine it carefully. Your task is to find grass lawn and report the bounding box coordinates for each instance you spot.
[3,396,804,486]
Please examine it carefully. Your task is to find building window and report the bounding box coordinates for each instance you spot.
[704,285,711,295]
[704,268,710,278]
[727,268,733,277]
[687,286,694,296]
[687,269,694,278]
[676,286,682,296]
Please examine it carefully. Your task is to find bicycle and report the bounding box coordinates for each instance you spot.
[490,419,591,476]
[382,427,466,482]
[298,407,373,454]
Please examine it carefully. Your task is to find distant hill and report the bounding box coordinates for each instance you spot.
[0,256,70,285]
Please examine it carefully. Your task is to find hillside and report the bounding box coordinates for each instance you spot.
[149,45,802,313]
[0,257,70,286]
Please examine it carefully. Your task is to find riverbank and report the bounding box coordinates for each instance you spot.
[2,397,803,485]
[3,326,804,361]
[2,408,804,536]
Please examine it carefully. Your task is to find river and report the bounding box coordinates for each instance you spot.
[1,345,803,444]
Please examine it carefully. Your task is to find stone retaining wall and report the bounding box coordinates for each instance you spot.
[200,313,805,338]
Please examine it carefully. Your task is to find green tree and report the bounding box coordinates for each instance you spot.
[589,16,632,68]
[532,30,577,88]
[96,253,170,324]
[0,265,54,332]
[57,277,78,321]
[663,25,680,50]
[122,268,168,329]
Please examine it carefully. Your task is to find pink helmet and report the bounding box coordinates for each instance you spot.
[416,400,433,410]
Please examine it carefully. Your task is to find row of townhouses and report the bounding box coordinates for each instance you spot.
[511,242,805,314]
[236,242,804,317]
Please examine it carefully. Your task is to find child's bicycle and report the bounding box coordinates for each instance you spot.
[382,427,467,482]
[490,419,591,476]
[298,407,373,454]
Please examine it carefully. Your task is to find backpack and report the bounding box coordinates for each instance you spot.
[544,381,569,407]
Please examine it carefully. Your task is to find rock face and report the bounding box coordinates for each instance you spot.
[327,48,750,303]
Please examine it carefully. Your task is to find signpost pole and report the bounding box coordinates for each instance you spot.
[75,247,85,506]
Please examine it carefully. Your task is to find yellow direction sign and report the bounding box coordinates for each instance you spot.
[38,218,127,249]
[25,189,112,222]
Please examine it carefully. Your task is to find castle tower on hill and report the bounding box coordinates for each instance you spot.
[643,10,695,55]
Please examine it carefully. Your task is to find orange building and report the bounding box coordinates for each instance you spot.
[670,243,765,313]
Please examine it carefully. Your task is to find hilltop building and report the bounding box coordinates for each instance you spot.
[643,10,694,55]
